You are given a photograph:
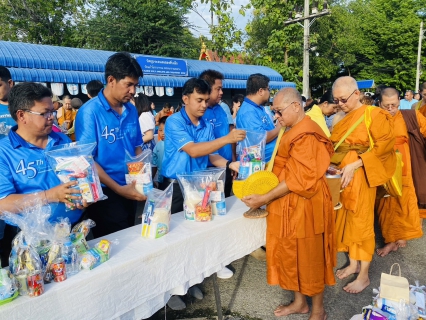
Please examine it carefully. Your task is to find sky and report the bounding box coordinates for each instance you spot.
[186,0,252,39]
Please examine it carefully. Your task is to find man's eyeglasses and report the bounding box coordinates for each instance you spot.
[333,90,357,104]
[275,101,296,117]
[23,110,54,119]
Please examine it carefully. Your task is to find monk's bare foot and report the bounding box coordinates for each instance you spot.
[336,263,360,280]
[274,302,309,317]
[396,240,407,248]
[309,310,327,320]
[343,278,370,294]
[376,242,398,257]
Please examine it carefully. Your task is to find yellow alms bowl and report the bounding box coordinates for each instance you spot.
[242,171,279,197]
[232,179,245,199]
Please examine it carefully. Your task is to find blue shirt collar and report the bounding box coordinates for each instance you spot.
[98,88,128,114]
[243,97,263,109]
[180,107,207,128]
[9,126,63,149]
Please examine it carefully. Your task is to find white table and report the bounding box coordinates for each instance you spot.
[0,197,266,320]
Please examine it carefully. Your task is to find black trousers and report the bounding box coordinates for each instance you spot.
[224,167,233,198]
[159,180,184,214]
[85,187,137,239]
[0,224,18,268]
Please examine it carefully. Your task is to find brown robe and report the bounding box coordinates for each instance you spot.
[266,116,336,297]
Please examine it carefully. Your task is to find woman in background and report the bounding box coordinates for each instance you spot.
[135,94,156,151]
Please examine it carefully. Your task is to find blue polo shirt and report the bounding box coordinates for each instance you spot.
[0,127,82,223]
[400,99,418,110]
[202,104,232,161]
[236,97,277,162]
[75,89,143,186]
[162,107,217,179]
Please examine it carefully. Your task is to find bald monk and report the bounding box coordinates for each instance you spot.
[242,88,335,320]
[376,88,424,256]
[331,77,396,294]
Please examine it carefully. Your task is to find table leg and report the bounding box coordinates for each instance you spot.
[212,273,223,320]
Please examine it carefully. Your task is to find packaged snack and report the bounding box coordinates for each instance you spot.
[237,130,267,180]
[51,258,67,282]
[71,219,96,237]
[195,168,227,215]
[80,239,113,270]
[125,150,153,195]
[45,142,106,210]
[70,232,89,255]
[141,184,173,239]
[177,173,215,222]
[27,270,44,297]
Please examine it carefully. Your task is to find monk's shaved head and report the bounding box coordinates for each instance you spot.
[379,87,399,102]
[332,76,362,113]
[274,88,303,107]
[332,76,358,92]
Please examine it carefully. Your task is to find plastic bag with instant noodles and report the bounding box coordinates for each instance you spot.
[236,130,267,180]
[141,184,173,239]
[177,172,215,222]
[191,168,227,215]
[45,142,106,211]
[125,149,153,196]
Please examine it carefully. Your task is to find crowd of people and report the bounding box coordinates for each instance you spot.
[0,54,426,319]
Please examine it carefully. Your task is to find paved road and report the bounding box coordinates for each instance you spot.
[149,220,426,320]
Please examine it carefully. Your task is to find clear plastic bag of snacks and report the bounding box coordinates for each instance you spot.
[177,173,215,222]
[45,142,106,211]
[141,184,173,239]
[125,150,153,195]
[80,239,116,270]
[237,130,267,180]
[192,168,227,216]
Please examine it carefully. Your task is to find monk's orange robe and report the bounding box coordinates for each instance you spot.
[266,116,336,297]
[330,105,396,262]
[377,111,425,243]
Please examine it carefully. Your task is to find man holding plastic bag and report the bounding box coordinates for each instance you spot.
[0,83,87,230]
[236,73,281,162]
[75,52,146,238]
[161,78,245,214]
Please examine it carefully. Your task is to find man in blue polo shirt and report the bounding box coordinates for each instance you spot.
[236,73,281,162]
[0,83,85,265]
[199,70,235,197]
[161,78,245,213]
[75,52,146,238]
[0,66,16,265]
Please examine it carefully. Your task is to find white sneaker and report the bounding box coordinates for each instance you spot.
[216,266,233,279]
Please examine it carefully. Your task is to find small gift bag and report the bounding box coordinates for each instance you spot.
[379,263,410,303]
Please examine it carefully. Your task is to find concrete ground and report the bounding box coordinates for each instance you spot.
[148,220,426,320]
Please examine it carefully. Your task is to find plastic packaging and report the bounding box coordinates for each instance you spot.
[125,149,154,195]
[71,219,96,238]
[237,130,267,180]
[177,173,215,221]
[141,184,173,239]
[45,142,106,211]
[410,281,426,318]
[0,269,17,302]
[80,239,113,270]
[192,168,227,215]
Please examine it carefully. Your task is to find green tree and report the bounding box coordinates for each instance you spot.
[83,0,200,58]
[0,0,87,46]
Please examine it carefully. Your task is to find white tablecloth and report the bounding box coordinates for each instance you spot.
[1,197,266,320]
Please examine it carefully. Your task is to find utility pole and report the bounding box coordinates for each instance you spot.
[285,1,331,98]
[415,21,424,92]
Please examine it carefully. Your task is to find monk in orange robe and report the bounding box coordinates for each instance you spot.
[331,77,396,294]
[376,88,424,256]
[242,88,335,320]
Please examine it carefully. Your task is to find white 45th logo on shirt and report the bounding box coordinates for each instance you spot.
[102,126,116,144]
[16,159,41,179]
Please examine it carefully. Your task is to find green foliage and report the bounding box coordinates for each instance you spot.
[0,0,88,47]
[246,0,426,94]
[83,0,199,58]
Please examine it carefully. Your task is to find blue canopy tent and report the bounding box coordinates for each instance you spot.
[0,41,295,90]
[357,80,375,89]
